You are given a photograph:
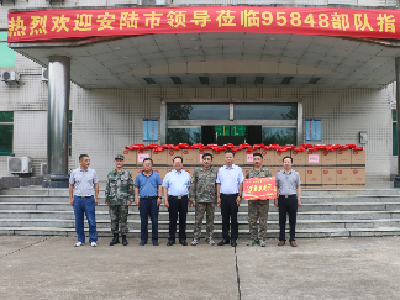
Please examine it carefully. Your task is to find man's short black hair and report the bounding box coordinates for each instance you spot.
[225,149,235,157]
[283,156,293,163]
[173,156,183,163]
[202,153,212,160]
[253,153,263,159]
[143,157,153,164]
[79,154,89,160]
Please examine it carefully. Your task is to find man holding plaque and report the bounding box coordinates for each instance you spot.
[275,156,301,247]
[245,153,272,247]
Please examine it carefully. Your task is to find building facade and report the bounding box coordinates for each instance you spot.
[0,1,398,184]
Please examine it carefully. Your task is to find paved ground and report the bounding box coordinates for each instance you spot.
[0,236,399,300]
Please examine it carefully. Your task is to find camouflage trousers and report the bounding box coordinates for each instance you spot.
[193,202,216,239]
[109,205,128,234]
[248,200,269,241]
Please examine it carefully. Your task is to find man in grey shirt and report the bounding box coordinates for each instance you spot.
[275,156,301,247]
[69,154,99,247]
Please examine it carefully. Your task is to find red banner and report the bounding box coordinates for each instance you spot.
[243,177,277,200]
[7,7,400,43]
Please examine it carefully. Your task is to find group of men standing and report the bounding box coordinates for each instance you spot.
[68,150,301,248]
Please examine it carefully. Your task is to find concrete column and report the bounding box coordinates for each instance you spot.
[394,58,400,188]
[42,56,70,188]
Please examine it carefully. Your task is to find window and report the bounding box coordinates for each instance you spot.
[69,111,72,157]
[167,127,201,145]
[234,103,298,120]
[393,110,398,156]
[167,104,230,120]
[0,111,14,156]
[262,127,296,146]
[0,31,15,67]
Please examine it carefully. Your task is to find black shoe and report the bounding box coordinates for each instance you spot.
[110,233,120,246]
[122,235,128,246]
[180,241,188,246]
[153,241,159,246]
[167,241,174,247]
[139,240,146,246]
[217,239,230,246]
[231,240,237,247]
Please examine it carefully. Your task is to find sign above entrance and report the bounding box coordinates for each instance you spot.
[7,7,400,43]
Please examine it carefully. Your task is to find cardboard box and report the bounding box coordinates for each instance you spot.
[268,167,280,177]
[184,168,195,177]
[352,149,365,166]
[260,149,276,167]
[321,185,337,189]
[126,168,142,178]
[336,149,352,166]
[242,167,251,178]
[152,148,181,166]
[293,168,305,185]
[321,168,336,185]
[122,149,137,166]
[306,150,322,166]
[321,150,337,165]
[275,150,290,166]
[351,168,365,185]
[232,149,245,165]
[243,149,261,167]
[182,149,201,166]
[152,167,169,181]
[336,168,352,186]
[291,150,306,166]
[306,167,322,185]
[212,149,227,166]
[137,148,152,165]
[351,184,366,189]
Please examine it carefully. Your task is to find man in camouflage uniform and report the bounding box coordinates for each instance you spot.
[246,153,272,247]
[190,153,218,246]
[105,154,134,246]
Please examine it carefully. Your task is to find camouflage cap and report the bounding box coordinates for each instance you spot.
[115,154,124,160]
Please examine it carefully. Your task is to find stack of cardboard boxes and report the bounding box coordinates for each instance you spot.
[122,143,365,189]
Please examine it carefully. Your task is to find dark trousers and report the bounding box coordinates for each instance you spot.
[221,194,238,241]
[168,195,188,242]
[139,197,159,242]
[278,195,298,242]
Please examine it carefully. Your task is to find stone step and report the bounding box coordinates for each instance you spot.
[1,202,400,212]
[0,210,399,221]
[0,226,399,238]
[2,195,400,203]
[3,187,400,196]
[0,219,399,229]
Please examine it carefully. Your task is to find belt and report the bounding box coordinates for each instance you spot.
[169,195,188,200]
[76,196,92,198]
[279,194,296,198]
[141,196,158,200]
[221,193,238,196]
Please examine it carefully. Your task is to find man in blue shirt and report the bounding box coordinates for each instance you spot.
[216,149,244,247]
[135,158,163,246]
[163,156,192,246]
[69,154,99,247]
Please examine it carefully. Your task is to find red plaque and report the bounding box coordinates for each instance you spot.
[243,177,277,200]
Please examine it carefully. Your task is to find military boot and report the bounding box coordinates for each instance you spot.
[110,233,120,246]
[122,235,128,246]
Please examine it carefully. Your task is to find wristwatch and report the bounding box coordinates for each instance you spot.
[158,196,163,199]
